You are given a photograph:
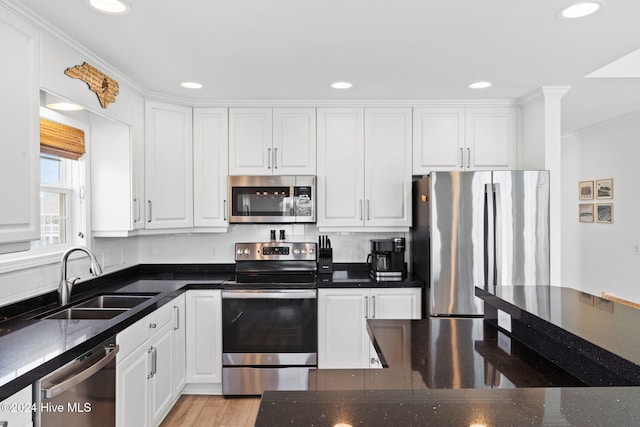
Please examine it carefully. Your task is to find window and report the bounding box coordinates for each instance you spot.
[34,154,73,247]
[32,112,88,251]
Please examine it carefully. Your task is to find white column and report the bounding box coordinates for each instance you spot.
[519,87,570,286]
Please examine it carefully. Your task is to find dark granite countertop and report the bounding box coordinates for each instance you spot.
[0,262,421,400]
[476,286,640,386]
[0,264,234,400]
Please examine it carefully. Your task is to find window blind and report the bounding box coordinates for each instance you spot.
[40,118,85,160]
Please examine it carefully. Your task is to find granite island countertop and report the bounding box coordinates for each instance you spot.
[256,286,640,426]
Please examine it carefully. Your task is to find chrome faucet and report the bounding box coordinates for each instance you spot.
[59,246,103,306]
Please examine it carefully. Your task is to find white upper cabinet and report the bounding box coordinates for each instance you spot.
[364,108,412,227]
[0,11,40,254]
[273,108,316,174]
[144,101,193,229]
[92,94,146,237]
[465,107,516,170]
[193,108,229,228]
[229,107,316,175]
[413,105,516,174]
[317,108,411,230]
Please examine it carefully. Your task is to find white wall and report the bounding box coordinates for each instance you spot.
[562,111,640,302]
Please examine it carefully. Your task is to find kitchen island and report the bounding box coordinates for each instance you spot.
[255,286,640,426]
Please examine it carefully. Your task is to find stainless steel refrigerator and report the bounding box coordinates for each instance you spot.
[412,171,550,316]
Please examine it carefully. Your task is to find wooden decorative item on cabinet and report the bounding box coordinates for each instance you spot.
[64,62,119,108]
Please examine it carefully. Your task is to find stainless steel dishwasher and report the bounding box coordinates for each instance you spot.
[34,337,118,427]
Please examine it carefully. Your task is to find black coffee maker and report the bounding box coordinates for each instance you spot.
[367,237,406,281]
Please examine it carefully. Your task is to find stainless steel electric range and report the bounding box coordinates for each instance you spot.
[221,241,317,396]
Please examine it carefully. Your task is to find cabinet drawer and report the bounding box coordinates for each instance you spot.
[117,301,174,360]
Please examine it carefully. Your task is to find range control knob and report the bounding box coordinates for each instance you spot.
[308,248,314,255]
[243,248,251,255]
[293,248,301,255]
[236,249,243,255]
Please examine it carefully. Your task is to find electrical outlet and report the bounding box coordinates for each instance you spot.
[497,309,512,333]
[209,247,216,259]
[102,251,112,268]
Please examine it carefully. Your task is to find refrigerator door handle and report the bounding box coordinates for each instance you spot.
[493,182,502,287]
[484,183,495,290]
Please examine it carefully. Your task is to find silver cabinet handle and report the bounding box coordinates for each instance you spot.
[364,296,369,319]
[174,305,180,330]
[149,322,156,329]
[359,200,363,221]
[274,147,278,169]
[152,347,158,376]
[133,198,139,223]
[147,347,154,379]
[366,200,370,221]
[223,199,228,221]
[43,344,119,398]
[267,147,272,169]
[147,200,152,223]
[467,147,471,168]
[460,147,464,168]
[372,295,376,318]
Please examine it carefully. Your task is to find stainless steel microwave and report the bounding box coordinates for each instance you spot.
[228,175,315,223]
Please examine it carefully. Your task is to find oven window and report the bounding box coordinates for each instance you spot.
[231,186,293,217]
[222,297,317,354]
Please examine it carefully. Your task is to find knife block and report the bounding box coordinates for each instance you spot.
[318,248,333,274]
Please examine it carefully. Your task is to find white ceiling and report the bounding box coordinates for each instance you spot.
[14,0,640,134]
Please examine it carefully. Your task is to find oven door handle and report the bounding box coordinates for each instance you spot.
[222,290,316,299]
[42,344,119,399]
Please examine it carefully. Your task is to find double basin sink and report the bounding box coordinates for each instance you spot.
[40,294,158,320]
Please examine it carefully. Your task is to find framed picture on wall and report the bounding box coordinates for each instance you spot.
[596,178,613,199]
[578,203,594,223]
[579,180,594,200]
[596,203,613,224]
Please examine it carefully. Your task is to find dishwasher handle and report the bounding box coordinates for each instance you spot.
[42,344,119,399]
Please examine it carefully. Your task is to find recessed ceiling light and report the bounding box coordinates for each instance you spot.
[181,82,203,89]
[46,102,84,111]
[331,81,353,89]
[557,1,604,19]
[88,0,131,15]
[468,81,492,89]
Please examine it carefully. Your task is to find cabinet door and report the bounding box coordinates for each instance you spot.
[116,344,151,427]
[412,107,465,174]
[273,108,316,174]
[186,290,222,383]
[318,289,369,369]
[172,294,186,398]
[317,108,365,227]
[193,108,229,227]
[90,114,134,234]
[149,321,174,427]
[364,108,412,227]
[465,107,516,170]
[228,108,273,175]
[370,288,422,319]
[144,101,193,229]
[1,386,32,427]
[131,94,145,230]
[0,12,40,253]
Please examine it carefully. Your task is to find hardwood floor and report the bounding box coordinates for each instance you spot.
[160,395,261,427]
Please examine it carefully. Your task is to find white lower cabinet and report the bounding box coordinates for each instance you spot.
[116,297,183,426]
[318,287,421,369]
[172,294,186,397]
[0,385,33,427]
[185,290,222,392]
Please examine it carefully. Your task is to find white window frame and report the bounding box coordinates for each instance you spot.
[0,107,91,271]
